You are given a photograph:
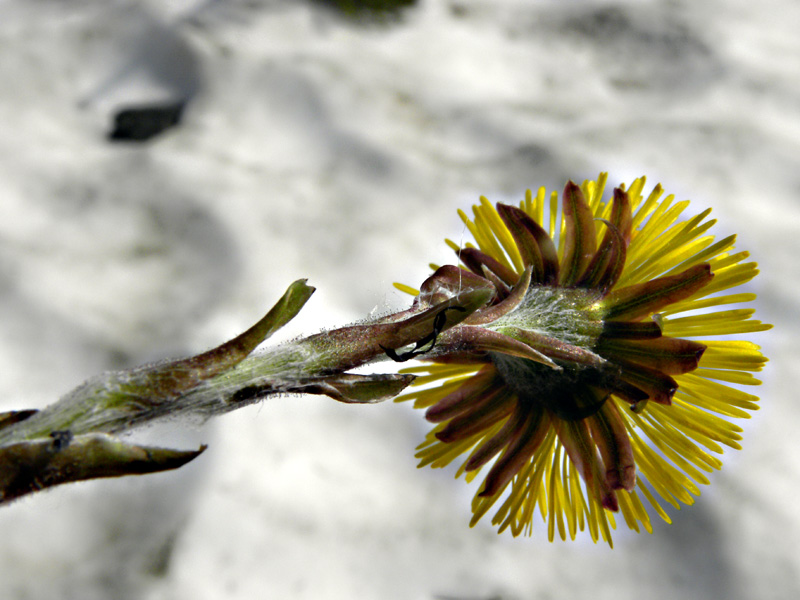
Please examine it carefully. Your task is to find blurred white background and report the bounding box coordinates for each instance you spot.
[0,1,795,598]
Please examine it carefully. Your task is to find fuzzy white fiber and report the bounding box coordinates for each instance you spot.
[0,1,794,599]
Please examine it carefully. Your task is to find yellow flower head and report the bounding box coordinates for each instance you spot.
[394,173,771,546]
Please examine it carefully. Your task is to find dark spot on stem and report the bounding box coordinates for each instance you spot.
[382,306,466,362]
[50,430,73,451]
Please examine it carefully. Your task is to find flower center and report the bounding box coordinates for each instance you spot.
[490,285,604,349]
[488,285,608,420]
[490,352,610,420]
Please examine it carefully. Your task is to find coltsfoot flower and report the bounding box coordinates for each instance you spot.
[394,173,771,546]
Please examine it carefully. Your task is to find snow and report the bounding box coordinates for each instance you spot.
[0,1,795,598]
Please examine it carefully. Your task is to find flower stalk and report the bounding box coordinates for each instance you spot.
[0,278,491,503]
